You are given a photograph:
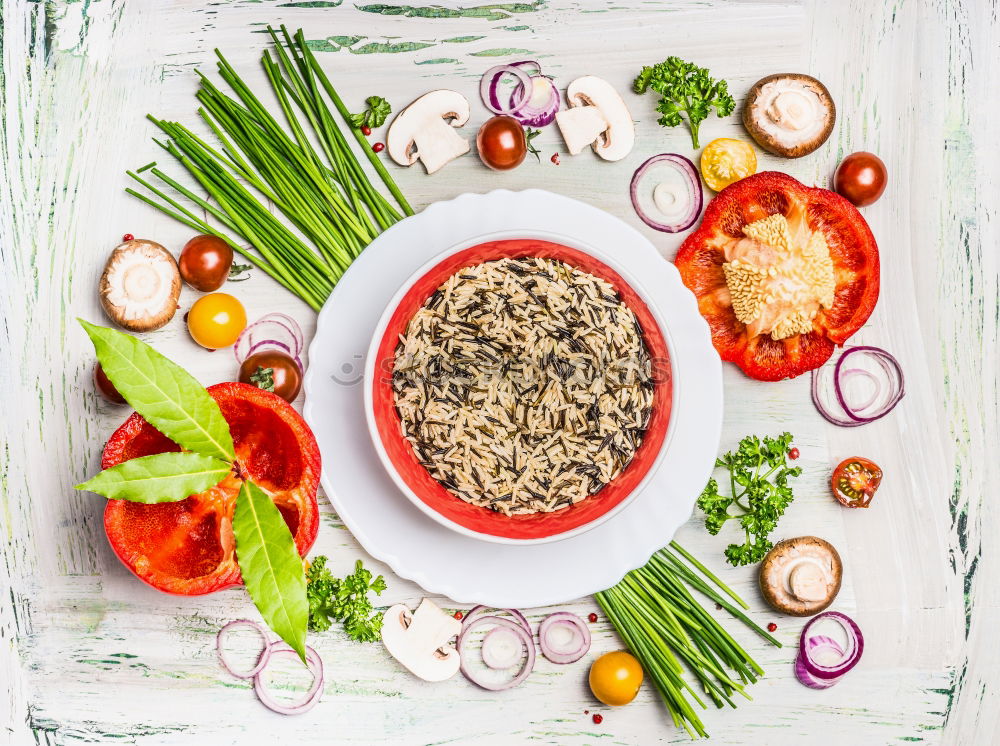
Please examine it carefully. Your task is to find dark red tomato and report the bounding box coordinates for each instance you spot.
[831,457,882,508]
[477,115,527,171]
[179,235,234,292]
[94,362,126,405]
[239,350,303,403]
[834,152,887,207]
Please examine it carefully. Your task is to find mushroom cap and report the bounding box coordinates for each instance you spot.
[759,536,843,616]
[742,73,835,158]
[99,239,181,332]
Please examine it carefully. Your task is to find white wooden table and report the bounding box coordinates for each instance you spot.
[3,0,996,743]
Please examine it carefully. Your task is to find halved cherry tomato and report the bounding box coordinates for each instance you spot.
[675,172,880,381]
[700,138,757,192]
[101,383,320,595]
[831,457,882,508]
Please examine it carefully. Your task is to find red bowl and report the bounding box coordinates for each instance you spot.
[367,238,673,542]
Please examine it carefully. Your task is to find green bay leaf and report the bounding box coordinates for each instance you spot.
[233,479,308,662]
[80,320,235,461]
[76,452,231,502]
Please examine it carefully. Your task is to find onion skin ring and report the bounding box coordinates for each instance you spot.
[217,619,271,680]
[252,642,325,715]
[795,611,863,688]
[812,346,904,426]
[629,154,703,233]
[538,611,591,664]
[457,615,535,690]
[481,64,535,116]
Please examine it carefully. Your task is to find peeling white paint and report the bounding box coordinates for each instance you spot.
[1,0,994,743]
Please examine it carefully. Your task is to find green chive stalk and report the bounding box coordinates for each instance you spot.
[594,541,780,739]
[126,26,412,311]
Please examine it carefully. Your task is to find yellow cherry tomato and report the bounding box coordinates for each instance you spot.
[700,138,757,192]
[187,292,246,349]
[589,651,643,706]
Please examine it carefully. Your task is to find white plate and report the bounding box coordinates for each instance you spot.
[303,189,722,607]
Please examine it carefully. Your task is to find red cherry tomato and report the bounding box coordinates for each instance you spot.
[833,152,887,207]
[372,142,385,153]
[179,235,234,292]
[94,363,126,405]
[238,350,303,403]
[477,115,527,171]
[831,457,883,508]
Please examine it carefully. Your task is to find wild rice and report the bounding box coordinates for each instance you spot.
[392,257,654,516]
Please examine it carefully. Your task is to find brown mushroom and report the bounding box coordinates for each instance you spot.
[759,536,842,616]
[99,239,181,332]
[742,74,835,158]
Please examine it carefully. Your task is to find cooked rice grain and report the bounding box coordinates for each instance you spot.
[392,257,654,516]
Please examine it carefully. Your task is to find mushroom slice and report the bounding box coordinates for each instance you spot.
[555,76,635,162]
[759,536,843,616]
[381,598,462,682]
[99,239,181,332]
[386,90,471,174]
[742,73,835,158]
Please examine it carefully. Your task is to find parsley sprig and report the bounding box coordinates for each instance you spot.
[633,57,735,149]
[348,95,392,130]
[306,556,387,642]
[696,433,801,566]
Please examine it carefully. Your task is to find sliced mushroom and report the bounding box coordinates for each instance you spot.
[381,598,462,681]
[554,76,634,161]
[742,73,835,158]
[386,90,471,174]
[99,239,181,332]
[759,536,843,616]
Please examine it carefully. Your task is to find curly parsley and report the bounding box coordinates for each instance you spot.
[633,57,735,148]
[349,95,392,130]
[306,556,387,642]
[696,433,802,566]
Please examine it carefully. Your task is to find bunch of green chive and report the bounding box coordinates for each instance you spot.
[127,26,412,312]
[594,541,781,739]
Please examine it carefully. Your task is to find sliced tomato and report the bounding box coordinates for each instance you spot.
[831,457,882,508]
[101,382,320,595]
[676,172,879,380]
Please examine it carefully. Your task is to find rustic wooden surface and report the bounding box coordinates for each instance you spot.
[2,0,996,743]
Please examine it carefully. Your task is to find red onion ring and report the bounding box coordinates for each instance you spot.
[462,605,532,637]
[795,611,863,688]
[480,64,535,115]
[507,76,560,127]
[253,642,325,715]
[629,154,703,233]
[457,616,535,690]
[794,635,845,689]
[217,619,271,679]
[811,346,904,427]
[234,313,304,366]
[538,612,591,664]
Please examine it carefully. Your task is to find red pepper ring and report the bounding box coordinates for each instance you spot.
[101,382,320,595]
[675,172,880,381]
